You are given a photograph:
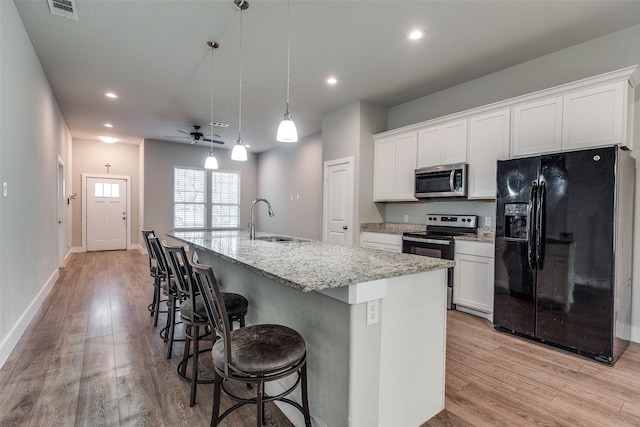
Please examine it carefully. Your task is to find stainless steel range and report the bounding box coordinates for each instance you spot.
[402,214,478,309]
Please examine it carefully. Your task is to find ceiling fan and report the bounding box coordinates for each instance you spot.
[170,125,225,145]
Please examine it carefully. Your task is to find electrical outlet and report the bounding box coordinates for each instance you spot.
[403,214,409,223]
[366,299,379,325]
[484,217,491,227]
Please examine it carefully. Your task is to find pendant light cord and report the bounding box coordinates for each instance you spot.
[285,0,291,113]
[238,8,243,142]
[210,44,215,155]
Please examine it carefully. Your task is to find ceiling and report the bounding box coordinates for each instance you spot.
[14,0,640,153]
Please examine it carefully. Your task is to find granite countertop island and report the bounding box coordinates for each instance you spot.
[169,229,450,427]
[169,230,454,292]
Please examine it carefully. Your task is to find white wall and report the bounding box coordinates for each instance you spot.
[71,139,141,249]
[385,24,640,342]
[0,1,73,367]
[256,133,323,240]
[142,139,258,244]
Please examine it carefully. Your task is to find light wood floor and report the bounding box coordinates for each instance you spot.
[1,249,639,426]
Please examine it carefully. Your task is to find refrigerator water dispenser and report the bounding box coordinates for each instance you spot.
[504,203,528,241]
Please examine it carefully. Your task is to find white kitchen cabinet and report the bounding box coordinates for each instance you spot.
[373,132,417,202]
[562,81,630,151]
[417,120,467,168]
[467,109,510,199]
[453,240,494,315]
[511,96,563,157]
[360,232,402,253]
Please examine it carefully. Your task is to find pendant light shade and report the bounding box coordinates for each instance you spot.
[205,41,219,169]
[276,0,298,143]
[231,139,248,161]
[277,111,298,143]
[204,155,219,169]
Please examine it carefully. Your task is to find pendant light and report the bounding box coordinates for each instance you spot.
[205,41,219,169]
[276,0,298,143]
[231,0,248,162]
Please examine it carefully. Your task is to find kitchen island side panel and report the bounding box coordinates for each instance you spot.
[192,247,447,427]
[194,247,351,427]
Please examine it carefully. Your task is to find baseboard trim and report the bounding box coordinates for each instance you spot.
[0,268,60,369]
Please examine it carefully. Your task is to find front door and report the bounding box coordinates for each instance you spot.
[86,177,127,251]
[323,157,354,245]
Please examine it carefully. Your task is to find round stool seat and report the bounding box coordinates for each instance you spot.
[222,293,249,317]
[212,324,306,374]
[181,293,248,322]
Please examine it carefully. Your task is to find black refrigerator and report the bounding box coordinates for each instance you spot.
[493,146,634,364]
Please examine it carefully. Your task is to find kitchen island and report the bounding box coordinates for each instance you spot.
[169,230,453,427]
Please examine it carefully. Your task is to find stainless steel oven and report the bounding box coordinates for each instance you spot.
[402,214,477,309]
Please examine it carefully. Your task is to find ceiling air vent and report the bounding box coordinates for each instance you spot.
[47,0,78,21]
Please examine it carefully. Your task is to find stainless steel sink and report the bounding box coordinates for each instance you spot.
[254,235,309,243]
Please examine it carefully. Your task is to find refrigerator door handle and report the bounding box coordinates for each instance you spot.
[536,181,546,270]
[527,181,538,271]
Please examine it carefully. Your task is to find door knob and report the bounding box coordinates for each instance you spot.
[343,225,348,230]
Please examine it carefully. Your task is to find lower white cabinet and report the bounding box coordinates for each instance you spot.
[453,240,494,315]
[360,232,402,253]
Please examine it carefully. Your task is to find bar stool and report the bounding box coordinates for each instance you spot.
[141,229,165,326]
[164,243,249,407]
[148,236,183,359]
[191,258,312,427]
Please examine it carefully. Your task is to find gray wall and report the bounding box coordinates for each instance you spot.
[142,139,258,243]
[71,139,141,248]
[256,133,323,240]
[0,1,73,365]
[388,24,640,129]
[322,101,387,243]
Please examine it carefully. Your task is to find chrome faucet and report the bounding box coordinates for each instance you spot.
[249,198,274,240]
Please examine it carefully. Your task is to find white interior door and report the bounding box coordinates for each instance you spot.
[86,177,127,251]
[323,157,354,245]
[57,159,65,266]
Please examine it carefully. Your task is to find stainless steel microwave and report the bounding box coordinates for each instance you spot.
[415,163,467,198]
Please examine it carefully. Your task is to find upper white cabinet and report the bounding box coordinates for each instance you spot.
[373,66,638,202]
[374,132,417,202]
[467,109,510,199]
[417,120,468,168]
[513,80,634,156]
[562,81,629,151]
[512,96,563,157]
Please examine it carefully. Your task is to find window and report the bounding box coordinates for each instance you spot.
[211,171,241,227]
[94,182,120,198]
[173,167,241,229]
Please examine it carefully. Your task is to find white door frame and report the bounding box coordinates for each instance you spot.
[323,156,355,245]
[57,157,66,267]
[82,173,132,252]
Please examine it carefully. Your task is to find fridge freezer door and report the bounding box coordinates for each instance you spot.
[494,157,539,337]
[536,147,616,360]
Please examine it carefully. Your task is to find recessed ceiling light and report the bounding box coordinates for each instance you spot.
[99,136,118,143]
[105,92,118,99]
[326,77,338,85]
[103,123,113,128]
[408,30,424,40]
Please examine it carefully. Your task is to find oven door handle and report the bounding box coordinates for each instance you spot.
[402,237,451,245]
[449,169,455,192]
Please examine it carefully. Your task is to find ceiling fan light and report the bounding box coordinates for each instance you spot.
[276,112,298,143]
[204,154,219,169]
[231,140,248,161]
